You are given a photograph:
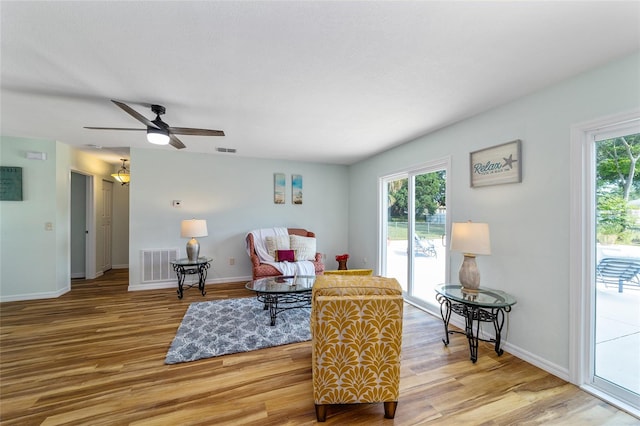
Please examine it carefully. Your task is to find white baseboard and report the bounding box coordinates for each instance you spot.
[0,286,70,303]
[128,281,177,291]
[84,271,104,280]
[504,342,570,381]
[447,313,570,381]
[208,275,252,284]
[112,264,129,269]
[404,300,570,383]
[128,275,252,292]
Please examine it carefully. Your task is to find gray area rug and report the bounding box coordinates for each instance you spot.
[165,297,311,364]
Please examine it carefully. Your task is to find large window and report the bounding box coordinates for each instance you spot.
[380,159,450,310]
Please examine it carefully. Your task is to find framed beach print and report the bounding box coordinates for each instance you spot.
[292,174,303,204]
[274,173,285,204]
[470,140,522,187]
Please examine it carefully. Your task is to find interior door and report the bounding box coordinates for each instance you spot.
[102,179,113,272]
[70,172,87,278]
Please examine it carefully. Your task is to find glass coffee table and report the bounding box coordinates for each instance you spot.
[245,275,316,326]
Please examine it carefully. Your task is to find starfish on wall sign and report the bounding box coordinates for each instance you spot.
[503,154,517,170]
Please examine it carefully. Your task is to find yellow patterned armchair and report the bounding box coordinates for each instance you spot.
[311,275,403,422]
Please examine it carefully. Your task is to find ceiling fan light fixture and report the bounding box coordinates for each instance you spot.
[147,127,170,145]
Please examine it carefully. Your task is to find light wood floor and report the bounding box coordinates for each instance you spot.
[1,270,637,425]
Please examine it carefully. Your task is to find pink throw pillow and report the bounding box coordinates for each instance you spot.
[276,249,295,262]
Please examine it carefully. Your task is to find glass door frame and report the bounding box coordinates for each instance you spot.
[570,110,640,416]
[379,157,451,312]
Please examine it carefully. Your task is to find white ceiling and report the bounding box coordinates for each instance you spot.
[2,1,639,165]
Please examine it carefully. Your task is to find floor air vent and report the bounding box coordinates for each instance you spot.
[141,249,179,283]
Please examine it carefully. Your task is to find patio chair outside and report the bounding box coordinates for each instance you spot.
[414,234,437,258]
[596,257,640,293]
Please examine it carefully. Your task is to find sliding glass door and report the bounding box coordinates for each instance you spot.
[384,175,410,291]
[381,159,449,309]
[592,129,640,410]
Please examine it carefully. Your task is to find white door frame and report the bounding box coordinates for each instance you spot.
[569,109,640,416]
[70,169,96,280]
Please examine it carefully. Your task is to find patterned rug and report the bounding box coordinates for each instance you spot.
[165,297,311,364]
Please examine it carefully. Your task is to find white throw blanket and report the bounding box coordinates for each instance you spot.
[246,227,316,276]
[265,259,315,276]
[247,227,289,262]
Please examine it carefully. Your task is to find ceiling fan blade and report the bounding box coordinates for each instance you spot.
[112,100,159,129]
[88,100,224,150]
[84,127,145,131]
[169,127,225,137]
[169,134,186,149]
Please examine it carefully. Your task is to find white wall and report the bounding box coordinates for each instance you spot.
[55,142,72,293]
[0,137,63,299]
[0,139,129,300]
[349,52,640,376]
[128,148,349,288]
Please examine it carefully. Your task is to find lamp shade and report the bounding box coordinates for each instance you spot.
[180,219,208,238]
[147,127,170,145]
[111,172,130,184]
[450,222,491,255]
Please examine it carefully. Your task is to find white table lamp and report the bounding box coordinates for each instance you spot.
[450,221,491,290]
[180,219,208,262]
